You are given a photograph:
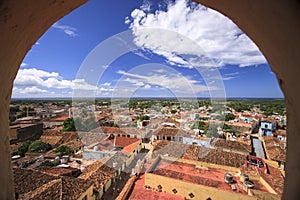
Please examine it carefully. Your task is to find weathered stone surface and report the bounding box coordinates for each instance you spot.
[193,2,300,198]
[0,1,87,199]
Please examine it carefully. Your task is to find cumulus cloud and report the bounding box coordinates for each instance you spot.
[52,22,78,37]
[13,68,98,96]
[13,86,47,95]
[14,68,58,86]
[126,0,267,68]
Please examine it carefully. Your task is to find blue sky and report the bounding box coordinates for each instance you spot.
[12,0,283,99]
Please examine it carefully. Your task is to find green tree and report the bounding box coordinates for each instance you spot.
[17,140,32,156]
[225,113,235,121]
[62,118,76,132]
[55,145,72,156]
[28,140,52,152]
[138,115,150,120]
[171,110,177,114]
[113,123,119,128]
[37,160,59,168]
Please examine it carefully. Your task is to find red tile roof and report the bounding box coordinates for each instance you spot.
[38,166,80,177]
[79,160,114,191]
[259,166,284,195]
[14,167,58,196]
[152,141,189,159]
[111,136,141,148]
[150,158,269,195]
[122,140,141,154]
[183,145,246,168]
[78,132,107,146]
[91,126,124,134]
[41,130,79,147]
[274,129,286,136]
[51,115,69,121]
[212,138,250,153]
[13,167,93,200]
[264,136,286,162]
[128,174,185,200]
[153,127,190,137]
[152,140,170,152]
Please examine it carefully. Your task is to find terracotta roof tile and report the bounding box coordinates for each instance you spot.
[78,132,107,146]
[259,166,284,195]
[264,136,286,162]
[79,160,114,191]
[38,166,80,177]
[274,129,286,136]
[122,140,141,154]
[183,145,246,168]
[13,168,58,196]
[13,168,92,200]
[153,127,190,137]
[112,136,141,148]
[212,138,250,153]
[152,141,189,159]
[41,130,79,147]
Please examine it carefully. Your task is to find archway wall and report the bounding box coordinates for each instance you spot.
[0,0,299,199]
[194,1,300,199]
[0,0,87,199]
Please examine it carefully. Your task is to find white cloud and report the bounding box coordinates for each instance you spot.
[14,68,58,86]
[126,0,267,68]
[222,72,240,81]
[52,22,78,37]
[98,87,114,92]
[13,86,47,95]
[96,83,115,96]
[115,68,216,97]
[13,68,99,98]
[16,68,59,78]
[103,82,111,86]
[125,16,131,25]
[20,63,27,67]
[144,84,151,89]
[133,50,151,60]
[140,0,152,12]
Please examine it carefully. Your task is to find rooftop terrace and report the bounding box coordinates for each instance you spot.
[149,158,271,195]
[128,174,185,200]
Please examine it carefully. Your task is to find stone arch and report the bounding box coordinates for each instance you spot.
[1,0,299,199]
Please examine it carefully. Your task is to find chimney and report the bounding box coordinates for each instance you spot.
[114,135,116,147]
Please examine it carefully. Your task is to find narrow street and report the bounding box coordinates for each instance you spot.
[101,149,149,200]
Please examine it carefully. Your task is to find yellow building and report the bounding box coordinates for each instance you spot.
[145,156,280,200]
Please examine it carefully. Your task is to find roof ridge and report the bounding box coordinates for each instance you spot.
[22,179,61,200]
